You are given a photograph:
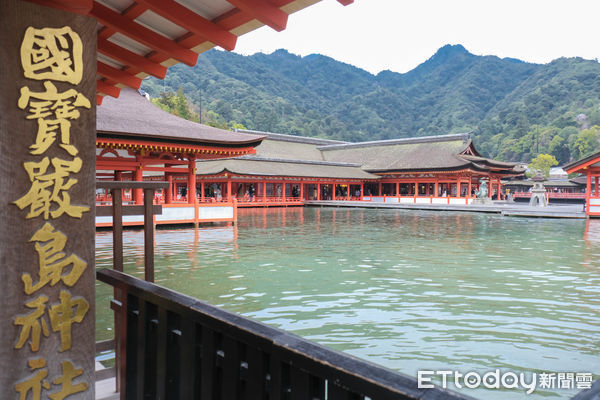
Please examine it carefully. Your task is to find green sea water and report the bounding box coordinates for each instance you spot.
[95,207,600,399]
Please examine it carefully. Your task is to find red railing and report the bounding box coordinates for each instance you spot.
[513,192,586,199]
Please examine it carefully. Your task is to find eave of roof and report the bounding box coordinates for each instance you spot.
[564,151,600,173]
[97,89,265,147]
[195,157,379,180]
[37,0,352,102]
[502,179,582,187]
[459,154,520,169]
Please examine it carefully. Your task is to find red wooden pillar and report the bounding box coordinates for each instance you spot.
[586,172,592,212]
[134,163,143,205]
[434,179,439,197]
[497,178,502,199]
[300,183,304,200]
[378,182,382,196]
[332,183,336,201]
[488,176,492,198]
[317,183,321,200]
[188,157,196,204]
[200,178,205,202]
[360,183,364,199]
[166,174,173,204]
[595,176,599,196]
[468,177,472,198]
[262,181,267,203]
[282,182,286,202]
[227,178,232,201]
[395,182,399,197]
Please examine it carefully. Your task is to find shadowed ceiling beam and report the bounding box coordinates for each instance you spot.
[226,0,288,32]
[98,62,142,89]
[98,38,167,79]
[27,0,93,14]
[134,0,237,51]
[91,2,198,66]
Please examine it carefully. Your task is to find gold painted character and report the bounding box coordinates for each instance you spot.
[14,358,51,400]
[14,295,50,352]
[14,156,90,219]
[18,81,91,156]
[48,360,88,400]
[20,26,83,84]
[49,290,89,352]
[22,222,87,295]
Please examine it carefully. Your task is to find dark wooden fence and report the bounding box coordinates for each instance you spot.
[97,268,474,400]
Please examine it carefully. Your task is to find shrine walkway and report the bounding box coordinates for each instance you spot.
[305,200,588,219]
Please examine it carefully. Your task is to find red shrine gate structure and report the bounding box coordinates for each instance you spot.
[95,89,266,226]
[95,95,525,226]
[565,150,600,217]
[191,130,525,208]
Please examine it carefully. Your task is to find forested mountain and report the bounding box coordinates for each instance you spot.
[142,44,600,163]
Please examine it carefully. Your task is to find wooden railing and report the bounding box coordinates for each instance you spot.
[97,268,473,400]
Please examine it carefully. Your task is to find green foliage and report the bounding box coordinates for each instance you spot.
[142,46,600,163]
[528,154,558,177]
[571,126,600,160]
[149,86,245,131]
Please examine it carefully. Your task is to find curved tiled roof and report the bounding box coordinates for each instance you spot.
[97,89,264,146]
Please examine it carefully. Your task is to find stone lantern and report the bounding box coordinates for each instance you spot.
[529,172,548,207]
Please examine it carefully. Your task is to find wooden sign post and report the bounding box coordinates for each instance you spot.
[0,1,96,398]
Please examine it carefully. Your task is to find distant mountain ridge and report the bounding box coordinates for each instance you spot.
[142,44,600,163]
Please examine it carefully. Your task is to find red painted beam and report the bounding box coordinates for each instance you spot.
[91,2,198,66]
[337,0,354,5]
[226,0,288,32]
[97,79,121,98]
[98,38,167,79]
[96,95,104,106]
[135,0,237,51]
[97,62,142,89]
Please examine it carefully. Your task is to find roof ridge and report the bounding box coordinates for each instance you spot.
[235,129,348,146]
[318,133,472,151]
[197,155,363,167]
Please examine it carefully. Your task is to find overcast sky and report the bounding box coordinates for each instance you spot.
[232,0,600,75]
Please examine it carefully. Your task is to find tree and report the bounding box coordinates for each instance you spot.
[528,154,558,178]
[570,126,600,160]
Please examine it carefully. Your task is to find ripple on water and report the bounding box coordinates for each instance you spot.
[96,209,600,400]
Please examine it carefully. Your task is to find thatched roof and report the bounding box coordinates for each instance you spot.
[195,157,378,180]
[97,89,264,147]
[318,133,524,175]
[234,129,343,161]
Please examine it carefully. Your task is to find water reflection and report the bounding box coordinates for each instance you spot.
[96,208,599,399]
